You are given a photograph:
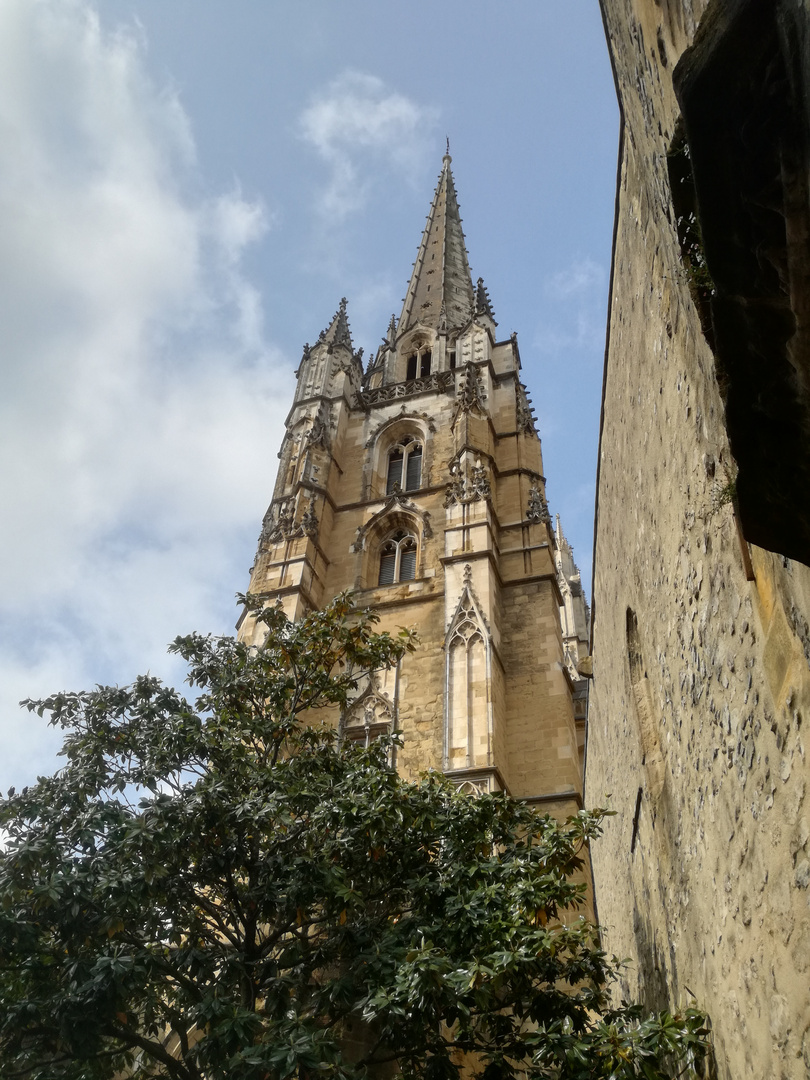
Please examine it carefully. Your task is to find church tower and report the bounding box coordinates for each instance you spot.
[239,152,587,811]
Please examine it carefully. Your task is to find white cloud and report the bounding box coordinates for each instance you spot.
[300,70,437,218]
[0,0,293,786]
[534,255,607,355]
[545,257,604,300]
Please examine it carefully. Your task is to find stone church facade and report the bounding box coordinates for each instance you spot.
[239,151,589,812]
[589,1,810,1076]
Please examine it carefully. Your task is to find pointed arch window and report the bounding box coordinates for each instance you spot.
[342,695,393,749]
[386,436,422,493]
[378,530,418,585]
[448,613,487,766]
[444,581,493,773]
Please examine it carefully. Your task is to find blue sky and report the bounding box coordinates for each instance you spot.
[0,1,617,786]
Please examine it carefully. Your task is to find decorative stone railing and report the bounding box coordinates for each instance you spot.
[356,370,454,409]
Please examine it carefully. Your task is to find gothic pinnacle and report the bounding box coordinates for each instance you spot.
[475,277,496,322]
[320,297,353,350]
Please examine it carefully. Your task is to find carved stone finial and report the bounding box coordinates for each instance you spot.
[305,403,330,449]
[444,456,491,505]
[516,382,537,435]
[455,361,487,417]
[470,461,492,501]
[262,499,295,545]
[526,480,550,524]
[384,482,417,511]
[259,491,324,547]
[475,277,495,321]
[300,496,318,538]
[444,460,465,507]
[319,297,353,350]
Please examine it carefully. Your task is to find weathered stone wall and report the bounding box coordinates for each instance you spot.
[589,1,810,1074]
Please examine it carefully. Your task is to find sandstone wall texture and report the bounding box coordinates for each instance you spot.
[588,1,810,1075]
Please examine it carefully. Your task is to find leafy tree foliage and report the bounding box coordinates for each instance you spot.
[0,595,709,1080]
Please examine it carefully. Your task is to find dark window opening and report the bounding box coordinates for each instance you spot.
[420,351,432,377]
[448,348,457,369]
[406,355,418,380]
[672,5,810,565]
[667,122,715,351]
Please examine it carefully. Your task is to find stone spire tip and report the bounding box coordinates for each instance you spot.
[320,297,353,349]
[396,147,473,335]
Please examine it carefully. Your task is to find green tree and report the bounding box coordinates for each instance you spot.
[0,594,709,1080]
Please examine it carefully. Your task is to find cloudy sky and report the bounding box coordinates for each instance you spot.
[0,0,617,787]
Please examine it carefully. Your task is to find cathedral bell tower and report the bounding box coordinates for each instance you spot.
[239,152,588,810]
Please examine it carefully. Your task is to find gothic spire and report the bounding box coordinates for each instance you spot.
[397,151,475,335]
[319,297,353,349]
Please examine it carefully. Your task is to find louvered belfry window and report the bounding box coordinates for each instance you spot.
[398,536,417,580]
[378,542,397,585]
[386,450,404,494]
[377,530,418,586]
[405,444,422,490]
[386,436,422,494]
